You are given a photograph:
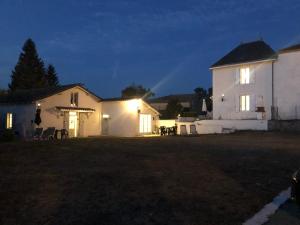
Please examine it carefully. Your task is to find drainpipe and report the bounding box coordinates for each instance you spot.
[271,61,274,120]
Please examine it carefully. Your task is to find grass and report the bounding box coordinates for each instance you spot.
[0,132,300,225]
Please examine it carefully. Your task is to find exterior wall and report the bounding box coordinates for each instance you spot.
[158,119,176,128]
[177,119,267,135]
[195,119,268,132]
[38,87,101,137]
[274,51,300,120]
[101,100,159,137]
[212,61,273,120]
[0,103,36,137]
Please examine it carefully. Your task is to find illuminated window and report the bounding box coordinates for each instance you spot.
[240,67,250,84]
[240,95,250,111]
[6,113,13,129]
[70,92,79,106]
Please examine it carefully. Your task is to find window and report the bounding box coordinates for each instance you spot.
[6,113,13,129]
[240,95,250,111]
[70,92,79,106]
[240,67,250,84]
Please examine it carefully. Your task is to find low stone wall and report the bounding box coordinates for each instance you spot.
[268,120,300,131]
[176,120,269,135]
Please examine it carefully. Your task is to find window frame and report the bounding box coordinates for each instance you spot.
[240,67,250,85]
[240,95,250,112]
[6,113,13,129]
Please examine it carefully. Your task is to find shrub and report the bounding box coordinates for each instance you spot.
[0,129,15,142]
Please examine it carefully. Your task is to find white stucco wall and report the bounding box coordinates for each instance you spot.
[38,86,101,137]
[0,103,36,137]
[101,100,159,137]
[274,51,300,120]
[212,61,273,120]
[158,119,176,127]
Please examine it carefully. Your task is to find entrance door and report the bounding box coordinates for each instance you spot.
[139,114,152,133]
[102,118,109,135]
[69,112,78,137]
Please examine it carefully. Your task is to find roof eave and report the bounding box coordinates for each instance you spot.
[210,58,277,70]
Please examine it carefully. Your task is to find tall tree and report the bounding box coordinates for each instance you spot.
[46,64,59,86]
[194,86,213,112]
[9,38,47,91]
[121,83,154,99]
[163,98,183,119]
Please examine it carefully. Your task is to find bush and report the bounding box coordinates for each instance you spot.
[180,111,198,117]
[0,129,15,142]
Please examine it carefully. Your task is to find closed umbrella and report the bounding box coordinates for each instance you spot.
[34,109,42,126]
[202,98,207,112]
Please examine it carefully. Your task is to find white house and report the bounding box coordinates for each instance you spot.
[206,40,300,132]
[101,98,160,137]
[0,84,160,138]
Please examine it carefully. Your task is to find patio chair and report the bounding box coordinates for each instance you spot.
[41,127,56,140]
[180,125,188,135]
[159,126,167,136]
[33,128,43,140]
[190,125,198,135]
[61,129,69,139]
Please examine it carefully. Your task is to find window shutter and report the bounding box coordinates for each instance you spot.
[63,112,69,130]
[250,66,255,84]
[250,95,256,112]
[235,68,240,85]
[74,93,79,106]
[235,95,240,112]
[70,93,73,105]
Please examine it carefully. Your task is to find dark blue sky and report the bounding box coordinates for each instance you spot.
[0,0,300,98]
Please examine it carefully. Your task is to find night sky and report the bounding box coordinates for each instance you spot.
[0,0,300,98]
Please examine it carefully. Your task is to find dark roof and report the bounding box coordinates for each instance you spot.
[101,97,138,102]
[0,84,102,104]
[147,94,196,103]
[279,43,300,54]
[211,40,277,68]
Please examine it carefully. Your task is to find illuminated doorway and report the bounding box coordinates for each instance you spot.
[69,112,78,137]
[139,114,151,133]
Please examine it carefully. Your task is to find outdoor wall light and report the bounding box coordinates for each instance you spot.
[221,94,225,102]
[103,114,110,119]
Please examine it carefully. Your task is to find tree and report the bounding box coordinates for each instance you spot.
[163,98,183,119]
[121,83,154,99]
[9,38,47,91]
[194,87,207,99]
[194,86,213,112]
[46,64,59,86]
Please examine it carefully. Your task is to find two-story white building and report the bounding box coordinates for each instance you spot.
[206,40,300,131]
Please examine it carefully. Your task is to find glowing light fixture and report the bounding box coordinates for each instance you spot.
[37,103,41,107]
[127,99,141,112]
[103,114,110,119]
[221,94,225,102]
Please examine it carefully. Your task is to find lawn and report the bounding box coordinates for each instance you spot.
[0,132,300,225]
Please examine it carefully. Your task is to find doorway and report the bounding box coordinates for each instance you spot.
[69,111,78,137]
[102,118,109,135]
[139,114,152,133]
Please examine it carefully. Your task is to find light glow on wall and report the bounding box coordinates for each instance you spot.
[103,114,110,119]
[126,99,141,112]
